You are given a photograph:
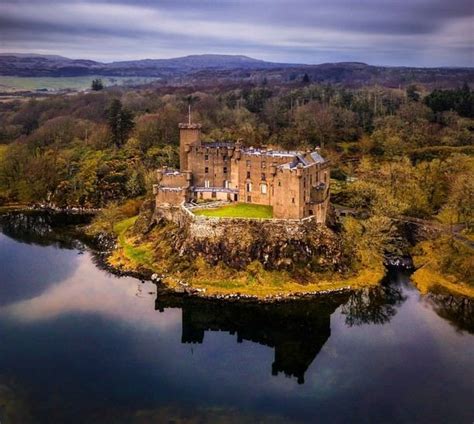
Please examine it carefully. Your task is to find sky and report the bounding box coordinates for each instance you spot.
[0,0,473,67]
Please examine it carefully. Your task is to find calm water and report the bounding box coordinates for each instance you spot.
[0,217,473,423]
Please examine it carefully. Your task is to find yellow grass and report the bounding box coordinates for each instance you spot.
[411,237,474,298]
[109,217,384,298]
[411,267,474,299]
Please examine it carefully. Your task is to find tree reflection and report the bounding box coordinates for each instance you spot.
[0,210,90,249]
[424,293,474,334]
[341,284,407,326]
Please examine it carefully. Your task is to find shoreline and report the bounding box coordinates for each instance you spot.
[93,254,381,303]
[1,206,472,301]
[100,222,386,302]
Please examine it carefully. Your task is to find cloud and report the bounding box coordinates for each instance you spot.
[0,0,472,66]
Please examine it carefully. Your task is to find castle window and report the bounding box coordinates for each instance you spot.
[278,181,281,187]
[261,161,266,168]
[324,172,328,183]
[212,191,217,198]
[246,171,251,179]
[205,154,209,161]
[205,167,209,174]
[261,173,266,181]
[247,195,252,202]
[224,180,230,188]
[204,180,210,188]
[223,166,227,174]
[246,182,252,192]
[292,197,295,203]
[246,160,251,167]
[260,183,267,194]
[223,155,228,161]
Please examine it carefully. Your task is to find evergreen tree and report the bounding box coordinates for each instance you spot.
[91,78,104,91]
[107,99,134,147]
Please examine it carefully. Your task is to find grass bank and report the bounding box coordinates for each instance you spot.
[411,267,474,298]
[411,237,474,298]
[107,216,384,299]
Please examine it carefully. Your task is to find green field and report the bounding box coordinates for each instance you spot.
[193,203,273,219]
[0,76,160,92]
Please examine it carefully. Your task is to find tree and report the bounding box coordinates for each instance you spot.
[406,84,420,102]
[302,73,311,84]
[107,99,134,148]
[91,79,104,91]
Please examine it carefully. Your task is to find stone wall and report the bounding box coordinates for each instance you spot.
[152,205,344,271]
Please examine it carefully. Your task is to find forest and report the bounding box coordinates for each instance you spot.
[0,80,472,290]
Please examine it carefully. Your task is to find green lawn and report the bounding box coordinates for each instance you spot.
[113,216,155,267]
[193,203,273,219]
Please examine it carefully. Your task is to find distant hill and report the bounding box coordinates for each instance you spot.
[0,53,288,77]
[0,53,472,88]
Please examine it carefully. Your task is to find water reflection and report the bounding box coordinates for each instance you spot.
[0,218,473,423]
[341,283,407,327]
[0,210,89,249]
[423,293,474,334]
[156,295,349,384]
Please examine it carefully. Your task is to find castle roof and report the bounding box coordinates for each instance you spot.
[242,147,296,158]
[202,141,235,148]
[200,138,326,166]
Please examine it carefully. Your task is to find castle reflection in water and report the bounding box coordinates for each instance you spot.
[156,294,348,384]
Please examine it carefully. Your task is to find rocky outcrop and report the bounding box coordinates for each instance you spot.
[149,206,347,272]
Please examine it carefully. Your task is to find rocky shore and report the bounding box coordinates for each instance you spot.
[0,206,426,303]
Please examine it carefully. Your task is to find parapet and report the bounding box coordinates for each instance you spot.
[179,123,202,129]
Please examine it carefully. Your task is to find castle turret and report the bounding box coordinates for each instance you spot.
[179,123,201,172]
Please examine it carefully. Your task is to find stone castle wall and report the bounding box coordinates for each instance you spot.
[153,205,343,271]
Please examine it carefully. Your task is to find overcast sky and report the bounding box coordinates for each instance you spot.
[0,0,472,66]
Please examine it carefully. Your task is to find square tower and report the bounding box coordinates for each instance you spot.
[179,123,201,171]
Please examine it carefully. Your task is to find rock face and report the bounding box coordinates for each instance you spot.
[151,206,345,272]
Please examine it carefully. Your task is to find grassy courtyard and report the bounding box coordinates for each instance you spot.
[193,203,273,219]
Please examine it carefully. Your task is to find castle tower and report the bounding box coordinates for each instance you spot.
[179,123,201,172]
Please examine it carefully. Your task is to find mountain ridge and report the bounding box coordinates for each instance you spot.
[0,53,472,88]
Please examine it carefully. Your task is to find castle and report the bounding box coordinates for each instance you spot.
[154,122,330,222]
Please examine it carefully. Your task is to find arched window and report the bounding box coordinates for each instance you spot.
[260,183,267,194]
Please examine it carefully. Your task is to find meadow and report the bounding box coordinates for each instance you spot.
[0,76,160,92]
